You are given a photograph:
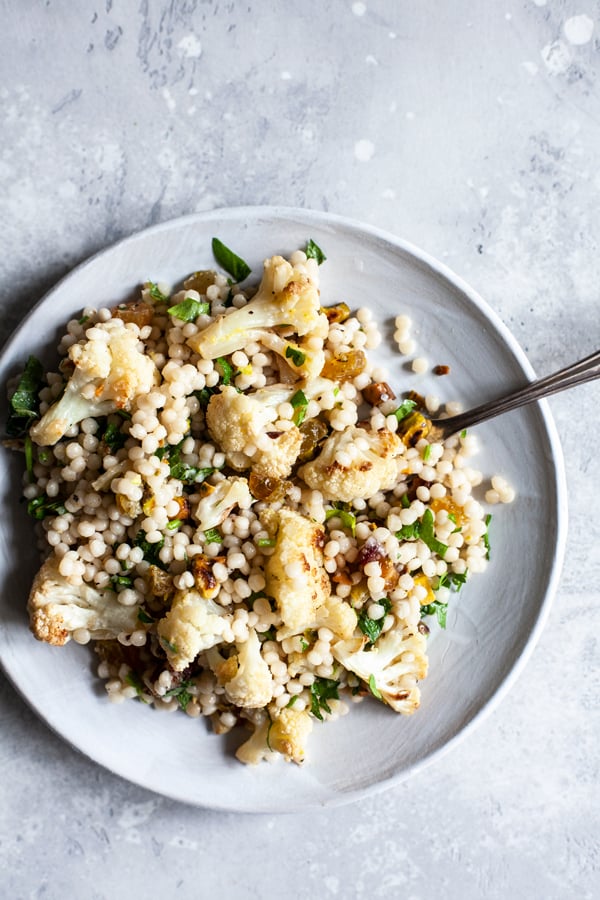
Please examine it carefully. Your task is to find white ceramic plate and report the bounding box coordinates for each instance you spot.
[0,207,567,812]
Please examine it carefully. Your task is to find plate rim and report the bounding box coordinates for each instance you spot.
[0,205,568,811]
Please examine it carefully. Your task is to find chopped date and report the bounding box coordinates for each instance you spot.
[433,364,451,376]
[362,381,396,406]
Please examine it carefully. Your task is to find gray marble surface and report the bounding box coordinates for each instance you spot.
[1,1,599,898]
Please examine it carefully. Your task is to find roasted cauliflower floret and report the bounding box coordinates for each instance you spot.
[193,476,254,531]
[205,386,302,478]
[30,318,158,446]
[27,554,142,646]
[264,509,330,636]
[298,426,404,502]
[268,707,313,764]
[332,626,428,714]
[206,629,274,709]
[157,589,230,671]
[187,255,328,378]
[234,707,313,766]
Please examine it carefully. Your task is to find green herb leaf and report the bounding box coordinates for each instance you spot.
[483,513,492,560]
[420,598,449,628]
[166,518,183,531]
[393,399,417,423]
[423,443,432,462]
[216,357,234,386]
[203,527,222,544]
[358,598,392,644]
[160,636,178,655]
[419,508,448,557]
[6,356,44,437]
[368,674,382,699]
[212,237,251,283]
[285,345,306,367]
[134,531,166,569]
[147,282,169,303]
[325,507,357,537]
[167,297,210,322]
[165,681,193,711]
[400,493,410,509]
[24,435,34,483]
[26,495,67,520]
[110,574,133,589]
[194,386,217,408]
[435,570,468,592]
[102,420,127,453]
[290,389,308,426]
[125,672,149,702]
[310,677,340,721]
[257,537,276,547]
[305,239,327,265]
[286,695,299,708]
[137,608,155,624]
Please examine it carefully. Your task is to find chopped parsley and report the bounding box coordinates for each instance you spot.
[203,527,222,544]
[358,598,392,645]
[483,513,492,560]
[157,439,215,485]
[125,672,149,702]
[310,677,340,721]
[137,608,155,625]
[147,282,169,303]
[436,570,468,592]
[102,420,127,453]
[24,435,34,483]
[26,494,66,520]
[110,574,133,590]
[215,356,234,386]
[285,345,306,367]
[165,682,193,711]
[396,508,448,558]
[286,695,299,708]
[423,443,432,462]
[305,239,327,265]
[290,389,308,426]
[6,355,44,437]
[420,598,448,629]
[167,297,210,322]
[256,537,276,547]
[393,399,417,422]
[368,674,382,699]
[166,518,183,531]
[325,505,357,537]
[160,636,178,654]
[211,237,251,283]
[134,531,166,569]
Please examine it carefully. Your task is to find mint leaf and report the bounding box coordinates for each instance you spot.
[212,237,251,283]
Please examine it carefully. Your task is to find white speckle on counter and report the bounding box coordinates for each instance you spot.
[563,14,594,44]
[365,54,378,65]
[354,139,375,161]
[532,0,547,6]
[177,34,202,58]
[117,800,161,830]
[522,60,539,75]
[352,2,366,15]
[540,40,572,74]
[280,70,292,79]
[161,87,176,111]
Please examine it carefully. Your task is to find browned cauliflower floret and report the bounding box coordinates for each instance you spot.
[268,707,313,764]
[298,426,404,502]
[187,255,327,377]
[264,509,330,636]
[27,555,142,646]
[30,319,158,446]
[193,476,254,531]
[157,589,231,671]
[332,626,428,714]
[205,385,302,478]
[205,629,274,709]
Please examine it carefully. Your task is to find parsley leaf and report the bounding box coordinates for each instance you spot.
[393,399,417,422]
[420,599,448,629]
[215,357,234,386]
[305,239,327,265]
[168,297,210,322]
[212,237,251,283]
[358,598,392,644]
[325,506,357,537]
[290,389,308,426]
[102,420,127,453]
[6,355,44,437]
[285,345,306,367]
[147,282,169,303]
[26,495,66,520]
[165,682,193,711]
[203,527,222,544]
[483,513,492,560]
[310,677,339,721]
[134,531,166,569]
[396,509,447,557]
[368,674,382,699]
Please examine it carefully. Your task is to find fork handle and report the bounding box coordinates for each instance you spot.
[432,348,600,437]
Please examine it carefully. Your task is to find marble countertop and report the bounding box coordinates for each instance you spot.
[1,2,598,898]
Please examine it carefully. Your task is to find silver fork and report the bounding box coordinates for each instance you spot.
[425,348,600,442]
